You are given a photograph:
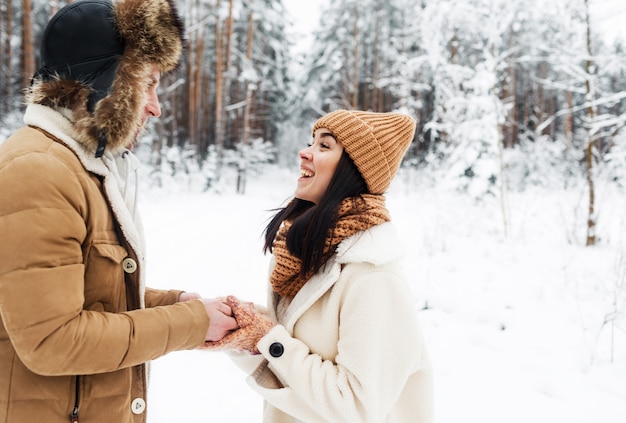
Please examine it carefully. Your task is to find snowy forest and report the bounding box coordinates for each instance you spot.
[2,0,626,243]
[2,1,626,419]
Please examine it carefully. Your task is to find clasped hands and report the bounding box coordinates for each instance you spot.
[181,293,274,354]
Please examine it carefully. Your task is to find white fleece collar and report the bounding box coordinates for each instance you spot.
[336,222,404,266]
[276,221,404,332]
[24,104,109,175]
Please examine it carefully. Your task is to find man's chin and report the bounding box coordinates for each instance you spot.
[126,131,143,151]
[125,138,138,151]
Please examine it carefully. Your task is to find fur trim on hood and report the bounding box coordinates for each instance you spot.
[26,0,185,156]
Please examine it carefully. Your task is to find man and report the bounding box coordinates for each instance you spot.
[0,0,238,421]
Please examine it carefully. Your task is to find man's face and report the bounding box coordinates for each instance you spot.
[128,64,161,150]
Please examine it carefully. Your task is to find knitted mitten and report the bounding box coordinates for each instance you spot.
[200,295,274,354]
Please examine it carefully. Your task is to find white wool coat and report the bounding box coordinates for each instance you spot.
[232,222,433,422]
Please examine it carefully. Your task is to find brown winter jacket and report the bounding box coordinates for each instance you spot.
[0,106,209,422]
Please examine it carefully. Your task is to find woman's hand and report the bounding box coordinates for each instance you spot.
[200,296,275,354]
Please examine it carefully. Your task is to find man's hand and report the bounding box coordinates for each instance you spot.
[199,298,239,341]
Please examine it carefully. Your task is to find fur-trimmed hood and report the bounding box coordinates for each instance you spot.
[25,0,185,157]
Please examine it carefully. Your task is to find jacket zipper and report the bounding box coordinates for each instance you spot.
[69,375,80,423]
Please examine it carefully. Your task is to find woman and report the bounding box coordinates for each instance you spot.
[205,109,433,422]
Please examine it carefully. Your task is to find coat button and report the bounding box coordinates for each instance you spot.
[122,258,137,273]
[269,342,284,357]
[131,397,146,414]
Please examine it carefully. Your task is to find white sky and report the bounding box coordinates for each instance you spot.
[283,1,326,55]
[591,0,626,43]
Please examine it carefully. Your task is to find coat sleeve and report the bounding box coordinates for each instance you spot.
[145,288,183,307]
[0,149,208,376]
[249,269,429,422]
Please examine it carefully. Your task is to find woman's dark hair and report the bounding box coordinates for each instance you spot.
[263,150,368,277]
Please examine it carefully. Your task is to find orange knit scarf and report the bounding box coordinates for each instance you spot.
[270,194,390,298]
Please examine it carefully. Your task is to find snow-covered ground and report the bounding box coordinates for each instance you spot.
[142,165,626,422]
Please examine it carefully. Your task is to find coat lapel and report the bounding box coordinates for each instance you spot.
[279,258,341,333]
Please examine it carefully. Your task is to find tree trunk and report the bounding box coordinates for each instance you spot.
[214,0,234,183]
[491,49,508,238]
[583,0,596,246]
[201,71,212,161]
[351,2,359,108]
[194,33,205,158]
[497,107,508,238]
[238,1,255,195]
[186,0,204,163]
[21,0,34,89]
[213,0,225,183]
[564,86,573,154]
[1,0,14,115]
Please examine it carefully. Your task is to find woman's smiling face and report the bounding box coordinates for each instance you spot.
[295,128,344,204]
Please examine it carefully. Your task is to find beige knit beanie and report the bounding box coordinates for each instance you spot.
[312,110,416,194]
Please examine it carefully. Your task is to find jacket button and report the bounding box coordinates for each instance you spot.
[122,258,137,273]
[131,397,146,414]
[269,342,284,357]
